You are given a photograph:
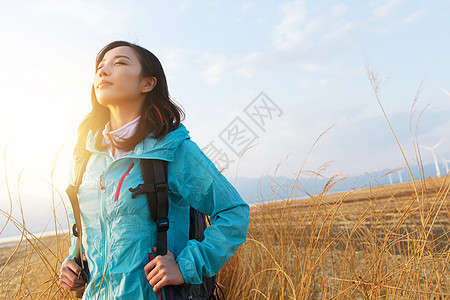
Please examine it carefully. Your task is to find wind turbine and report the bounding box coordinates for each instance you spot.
[397,165,407,183]
[420,139,444,178]
[439,154,450,175]
[397,170,403,183]
[388,173,393,185]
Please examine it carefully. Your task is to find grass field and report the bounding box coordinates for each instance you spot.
[218,176,450,299]
[1,175,448,299]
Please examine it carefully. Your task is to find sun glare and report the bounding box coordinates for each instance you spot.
[0,98,83,209]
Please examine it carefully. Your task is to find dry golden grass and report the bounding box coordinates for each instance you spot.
[217,176,449,299]
[0,233,71,299]
[1,176,448,299]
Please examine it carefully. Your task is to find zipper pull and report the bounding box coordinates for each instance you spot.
[99,174,105,191]
[114,162,135,202]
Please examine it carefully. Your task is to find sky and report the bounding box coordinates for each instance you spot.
[0,0,449,237]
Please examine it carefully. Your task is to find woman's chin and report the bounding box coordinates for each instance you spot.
[97,97,120,107]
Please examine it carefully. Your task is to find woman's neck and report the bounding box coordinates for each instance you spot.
[108,104,142,131]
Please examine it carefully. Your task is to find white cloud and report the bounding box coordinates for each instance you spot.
[272,0,308,52]
[159,48,189,70]
[241,1,254,11]
[401,8,426,25]
[200,0,359,85]
[330,3,348,17]
[321,22,355,43]
[371,0,404,20]
[372,6,426,35]
[369,1,426,35]
[26,0,130,34]
[253,17,265,24]
[179,3,189,10]
[200,54,235,85]
[236,52,273,77]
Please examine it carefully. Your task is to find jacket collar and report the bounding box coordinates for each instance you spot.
[85,122,191,162]
[102,115,141,147]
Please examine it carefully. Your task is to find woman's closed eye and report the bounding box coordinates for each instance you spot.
[97,62,126,70]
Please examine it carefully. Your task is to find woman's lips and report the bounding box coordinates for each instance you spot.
[98,81,112,88]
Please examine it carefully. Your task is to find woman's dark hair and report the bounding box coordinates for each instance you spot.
[74,40,185,159]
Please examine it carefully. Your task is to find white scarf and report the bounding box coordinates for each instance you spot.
[102,115,141,159]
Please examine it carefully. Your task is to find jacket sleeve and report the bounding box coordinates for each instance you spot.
[170,139,250,284]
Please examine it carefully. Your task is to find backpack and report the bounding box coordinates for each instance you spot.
[65,153,223,299]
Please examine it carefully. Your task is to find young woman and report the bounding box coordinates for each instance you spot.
[58,40,250,299]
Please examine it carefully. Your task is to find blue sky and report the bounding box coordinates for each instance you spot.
[0,0,449,236]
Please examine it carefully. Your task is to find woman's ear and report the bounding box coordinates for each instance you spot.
[141,76,157,93]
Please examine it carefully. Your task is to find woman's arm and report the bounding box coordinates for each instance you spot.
[60,168,86,293]
[59,203,85,292]
[169,139,250,284]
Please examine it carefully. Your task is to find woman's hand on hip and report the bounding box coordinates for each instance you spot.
[145,247,185,292]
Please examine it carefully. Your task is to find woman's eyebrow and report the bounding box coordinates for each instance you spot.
[100,55,132,63]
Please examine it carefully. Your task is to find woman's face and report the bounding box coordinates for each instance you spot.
[93,46,154,107]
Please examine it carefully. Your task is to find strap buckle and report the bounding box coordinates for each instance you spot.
[129,184,145,199]
[156,217,169,232]
[72,223,79,237]
[155,182,168,192]
[129,182,168,198]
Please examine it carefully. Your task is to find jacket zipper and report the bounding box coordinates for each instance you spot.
[91,156,169,299]
[99,176,108,298]
[99,175,105,191]
[98,161,134,299]
[115,162,135,201]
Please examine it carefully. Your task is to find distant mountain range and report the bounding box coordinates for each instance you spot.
[233,163,449,205]
[0,163,446,241]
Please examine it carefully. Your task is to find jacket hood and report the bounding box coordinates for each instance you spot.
[85,122,191,162]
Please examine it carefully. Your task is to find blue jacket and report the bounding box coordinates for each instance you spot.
[62,123,250,299]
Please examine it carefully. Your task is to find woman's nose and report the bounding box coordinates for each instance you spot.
[97,65,109,77]
[98,67,108,77]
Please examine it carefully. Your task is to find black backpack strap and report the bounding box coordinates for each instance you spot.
[136,159,169,256]
[131,158,220,299]
[65,152,91,297]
